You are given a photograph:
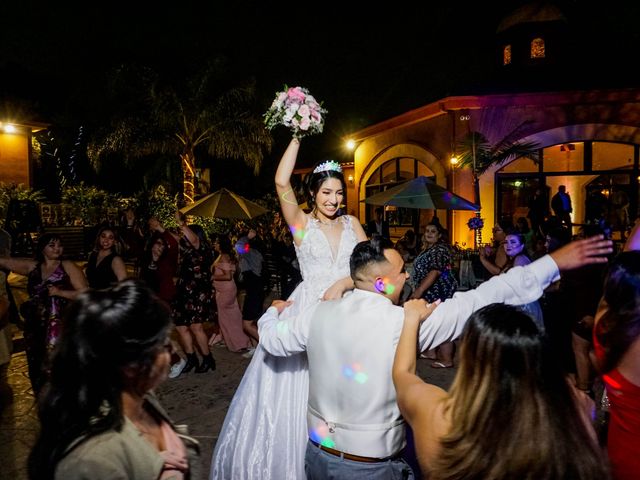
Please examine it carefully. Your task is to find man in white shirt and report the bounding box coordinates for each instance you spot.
[258,235,612,479]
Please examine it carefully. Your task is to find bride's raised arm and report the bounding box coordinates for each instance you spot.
[275,138,307,235]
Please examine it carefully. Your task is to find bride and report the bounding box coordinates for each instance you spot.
[210,138,367,479]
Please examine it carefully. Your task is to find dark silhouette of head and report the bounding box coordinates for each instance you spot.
[29,280,172,479]
[433,303,609,479]
[595,251,640,373]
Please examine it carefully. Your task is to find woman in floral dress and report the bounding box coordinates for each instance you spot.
[172,216,215,373]
[410,222,458,367]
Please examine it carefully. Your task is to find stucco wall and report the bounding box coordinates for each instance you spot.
[0,133,30,186]
[349,90,640,244]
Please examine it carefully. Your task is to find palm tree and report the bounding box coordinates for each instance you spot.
[456,122,540,206]
[88,61,273,203]
[455,123,539,247]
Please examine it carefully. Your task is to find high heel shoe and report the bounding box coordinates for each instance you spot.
[195,353,216,373]
[181,353,199,374]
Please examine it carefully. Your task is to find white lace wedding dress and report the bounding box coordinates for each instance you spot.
[210,215,359,480]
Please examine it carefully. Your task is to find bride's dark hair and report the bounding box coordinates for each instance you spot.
[28,280,172,480]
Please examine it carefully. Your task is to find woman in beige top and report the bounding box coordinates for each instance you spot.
[28,280,199,480]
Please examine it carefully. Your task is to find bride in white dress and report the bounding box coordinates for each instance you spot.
[210,138,367,479]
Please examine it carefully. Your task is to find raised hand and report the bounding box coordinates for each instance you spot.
[549,235,614,271]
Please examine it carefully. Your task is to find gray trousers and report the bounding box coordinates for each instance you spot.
[304,441,414,480]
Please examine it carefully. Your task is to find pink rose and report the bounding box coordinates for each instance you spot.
[310,110,322,123]
[299,116,311,131]
[298,104,310,117]
[287,86,306,103]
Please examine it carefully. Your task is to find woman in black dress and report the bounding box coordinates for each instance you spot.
[85,226,128,290]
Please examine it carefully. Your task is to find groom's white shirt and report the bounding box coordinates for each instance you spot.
[258,254,560,458]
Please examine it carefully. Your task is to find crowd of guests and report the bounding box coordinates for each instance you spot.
[0,207,303,393]
[0,141,638,479]
[354,208,637,479]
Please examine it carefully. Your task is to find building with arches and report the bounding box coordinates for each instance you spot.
[345,3,640,246]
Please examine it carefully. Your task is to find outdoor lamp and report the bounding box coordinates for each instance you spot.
[1,123,17,133]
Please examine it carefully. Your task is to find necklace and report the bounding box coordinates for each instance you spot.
[313,214,339,228]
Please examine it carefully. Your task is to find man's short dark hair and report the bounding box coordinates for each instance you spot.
[350,234,394,280]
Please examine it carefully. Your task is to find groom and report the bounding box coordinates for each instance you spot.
[258,234,612,478]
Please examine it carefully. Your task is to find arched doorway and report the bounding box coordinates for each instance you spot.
[363,157,435,233]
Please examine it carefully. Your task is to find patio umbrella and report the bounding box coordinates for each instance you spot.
[179,188,268,219]
[363,176,479,211]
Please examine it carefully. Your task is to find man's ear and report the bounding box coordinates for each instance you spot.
[374,277,386,293]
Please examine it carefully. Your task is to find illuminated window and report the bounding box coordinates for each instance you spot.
[531,38,545,58]
[503,45,512,65]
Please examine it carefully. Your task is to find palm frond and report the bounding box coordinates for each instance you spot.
[87,61,273,185]
[456,125,539,176]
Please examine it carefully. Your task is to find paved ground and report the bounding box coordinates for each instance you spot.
[0,274,457,480]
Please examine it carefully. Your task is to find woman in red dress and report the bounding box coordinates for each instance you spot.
[594,219,640,480]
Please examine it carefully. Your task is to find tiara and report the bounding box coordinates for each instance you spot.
[313,160,342,174]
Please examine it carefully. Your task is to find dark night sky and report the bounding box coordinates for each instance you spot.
[2,1,640,182]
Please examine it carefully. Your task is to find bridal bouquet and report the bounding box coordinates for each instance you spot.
[264,85,327,139]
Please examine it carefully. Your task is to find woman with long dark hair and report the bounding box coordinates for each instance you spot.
[28,280,200,480]
[84,226,127,289]
[593,219,640,480]
[394,302,609,480]
[0,233,87,392]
